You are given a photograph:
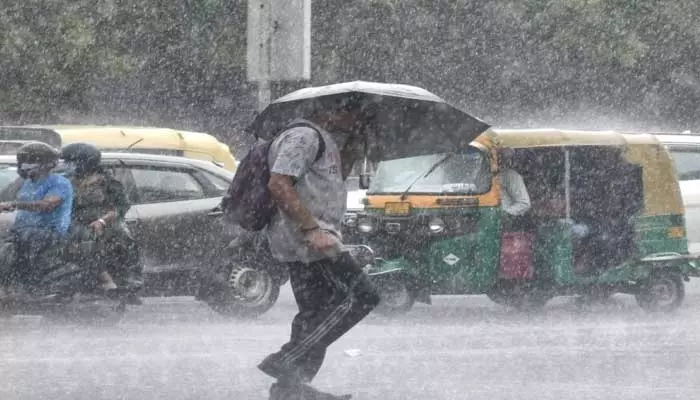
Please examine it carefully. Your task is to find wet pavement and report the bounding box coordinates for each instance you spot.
[2,283,700,400]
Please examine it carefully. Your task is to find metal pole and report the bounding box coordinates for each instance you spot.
[257,79,271,112]
[256,1,272,111]
[564,148,571,219]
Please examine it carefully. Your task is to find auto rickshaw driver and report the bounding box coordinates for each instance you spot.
[496,146,536,279]
[497,147,531,219]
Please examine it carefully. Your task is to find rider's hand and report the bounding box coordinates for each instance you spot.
[89,219,106,235]
[303,228,340,255]
[0,201,16,212]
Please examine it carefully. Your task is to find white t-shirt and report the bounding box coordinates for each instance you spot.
[499,168,531,216]
[265,119,347,263]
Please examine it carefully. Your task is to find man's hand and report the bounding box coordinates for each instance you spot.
[303,229,340,255]
[89,219,106,235]
[0,202,16,212]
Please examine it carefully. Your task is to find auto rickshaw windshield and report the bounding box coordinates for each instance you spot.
[367,146,491,195]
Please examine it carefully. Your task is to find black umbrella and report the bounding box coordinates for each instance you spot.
[245,81,491,160]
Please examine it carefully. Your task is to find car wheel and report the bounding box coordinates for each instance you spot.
[636,271,685,313]
[206,265,281,319]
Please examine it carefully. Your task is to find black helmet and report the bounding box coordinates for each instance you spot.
[60,142,102,175]
[16,142,60,166]
[16,142,60,179]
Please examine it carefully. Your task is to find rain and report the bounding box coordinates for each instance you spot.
[2,1,700,400]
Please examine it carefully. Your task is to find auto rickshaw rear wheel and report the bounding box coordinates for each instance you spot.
[635,270,685,313]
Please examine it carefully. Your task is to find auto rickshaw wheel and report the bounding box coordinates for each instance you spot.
[635,271,685,313]
[374,279,415,316]
[206,265,281,319]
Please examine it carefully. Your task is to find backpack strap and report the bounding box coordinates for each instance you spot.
[285,121,326,163]
[281,121,327,187]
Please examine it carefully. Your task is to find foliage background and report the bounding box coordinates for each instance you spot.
[1,0,698,155]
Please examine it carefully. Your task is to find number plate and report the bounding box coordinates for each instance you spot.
[384,202,411,216]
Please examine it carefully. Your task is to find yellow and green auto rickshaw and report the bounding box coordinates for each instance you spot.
[346,128,700,315]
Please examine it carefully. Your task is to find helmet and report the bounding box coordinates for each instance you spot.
[16,142,60,179]
[60,142,101,175]
[17,142,60,165]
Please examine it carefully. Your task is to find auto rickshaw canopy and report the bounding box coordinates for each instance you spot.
[471,128,683,217]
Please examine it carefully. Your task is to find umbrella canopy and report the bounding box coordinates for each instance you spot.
[246,81,491,161]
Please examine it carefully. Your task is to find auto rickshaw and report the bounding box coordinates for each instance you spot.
[347,128,700,315]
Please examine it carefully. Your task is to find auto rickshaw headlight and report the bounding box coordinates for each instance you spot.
[429,217,445,233]
[357,218,375,234]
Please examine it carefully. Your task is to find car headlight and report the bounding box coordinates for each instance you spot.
[429,217,445,233]
[357,217,374,233]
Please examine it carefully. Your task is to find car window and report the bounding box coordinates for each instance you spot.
[130,167,205,203]
[0,165,20,201]
[107,166,139,204]
[0,165,17,191]
[667,147,700,181]
[193,170,230,196]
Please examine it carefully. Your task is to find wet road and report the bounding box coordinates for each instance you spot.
[2,283,700,400]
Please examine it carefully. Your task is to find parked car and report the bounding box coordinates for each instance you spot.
[0,152,285,317]
[654,132,700,253]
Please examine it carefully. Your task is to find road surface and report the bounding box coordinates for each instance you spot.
[2,282,700,400]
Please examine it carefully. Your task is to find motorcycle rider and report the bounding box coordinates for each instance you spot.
[0,142,74,293]
[60,142,144,302]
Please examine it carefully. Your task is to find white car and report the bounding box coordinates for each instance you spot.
[345,176,366,212]
[656,133,700,253]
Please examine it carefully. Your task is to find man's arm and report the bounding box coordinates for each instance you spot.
[101,177,130,224]
[268,174,319,231]
[267,128,321,231]
[14,177,72,213]
[503,170,531,216]
[12,196,63,213]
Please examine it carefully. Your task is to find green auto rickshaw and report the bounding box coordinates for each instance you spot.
[346,128,700,315]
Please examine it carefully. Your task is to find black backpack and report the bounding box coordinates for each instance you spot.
[220,121,326,231]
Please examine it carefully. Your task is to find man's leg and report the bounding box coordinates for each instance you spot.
[259,260,337,382]
[260,252,379,382]
[298,252,380,362]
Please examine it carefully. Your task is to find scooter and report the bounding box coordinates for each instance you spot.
[0,238,139,326]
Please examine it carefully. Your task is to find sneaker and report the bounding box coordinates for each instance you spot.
[297,384,352,400]
[258,353,303,382]
[269,382,297,400]
[125,293,143,305]
[269,382,352,400]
